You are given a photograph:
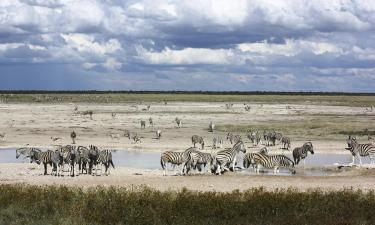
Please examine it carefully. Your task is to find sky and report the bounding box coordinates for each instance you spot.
[0,0,375,92]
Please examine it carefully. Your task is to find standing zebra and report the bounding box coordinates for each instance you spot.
[251,152,296,174]
[88,145,99,175]
[226,132,242,145]
[156,129,162,140]
[96,149,115,176]
[212,136,223,149]
[247,131,261,146]
[345,136,375,165]
[175,117,182,128]
[16,147,42,162]
[212,141,246,175]
[77,146,90,174]
[149,117,154,127]
[160,147,195,176]
[208,122,215,132]
[281,136,291,150]
[29,149,60,175]
[243,147,268,170]
[188,150,214,174]
[191,135,205,149]
[140,120,146,129]
[56,145,79,177]
[292,142,314,166]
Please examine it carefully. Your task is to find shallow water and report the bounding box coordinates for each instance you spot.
[2,148,371,176]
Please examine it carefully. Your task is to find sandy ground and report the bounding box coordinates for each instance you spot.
[0,101,375,191]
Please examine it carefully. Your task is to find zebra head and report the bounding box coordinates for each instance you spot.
[346,136,357,149]
[304,142,314,154]
[15,147,26,159]
[234,141,246,153]
[29,149,40,164]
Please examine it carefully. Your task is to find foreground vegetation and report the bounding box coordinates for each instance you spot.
[1,184,375,225]
[0,92,374,106]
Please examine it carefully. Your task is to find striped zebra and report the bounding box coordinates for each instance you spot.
[88,145,100,175]
[175,117,182,128]
[56,145,79,177]
[250,152,296,174]
[16,147,41,162]
[140,120,146,129]
[212,136,223,149]
[212,141,246,175]
[29,149,60,175]
[292,142,314,166]
[247,131,261,146]
[243,147,268,170]
[281,136,291,150]
[191,135,205,149]
[188,150,214,174]
[208,122,215,132]
[264,131,277,146]
[345,136,375,165]
[226,132,242,145]
[275,132,283,142]
[77,146,90,174]
[95,149,115,176]
[156,129,162,140]
[160,147,195,176]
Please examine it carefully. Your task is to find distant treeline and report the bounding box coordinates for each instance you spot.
[0,90,374,96]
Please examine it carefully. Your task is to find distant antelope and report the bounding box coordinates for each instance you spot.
[140,120,146,129]
[156,129,162,140]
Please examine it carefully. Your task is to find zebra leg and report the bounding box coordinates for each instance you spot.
[43,163,47,175]
[215,164,221,175]
[359,156,362,167]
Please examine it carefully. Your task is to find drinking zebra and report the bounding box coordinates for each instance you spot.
[345,136,375,165]
[29,149,60,175]
[16,147,42,162]
[175,117,182,128]
[160,147,195,176]
[243,147,268,170]
[188,150,214,174]
[149,117,154,127]
[209,122,215,132]
[226,132,242,145]
[211,141,246,175]
[212,136,223,149]
[156,129,162,140]
[191,135,205,149]
[281,136,291,150]
[250,152,296,174]
[292,142,314,166]
[140,120,146,129]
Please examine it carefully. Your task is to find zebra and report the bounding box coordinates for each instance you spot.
[29,149,60,175]
[208,122,215,132]
[211,141,246,175]
[77,146,90,174]
[244,105,251,111]
[149,117,154,127]
[111,112,117,119]
[191,135,205,149]
[56,145,79,177]
[71,131,76,144]
[264,131,276,146]
[156,129,162,140]
[160,147,195,176]
[175,117,182,128]
[95,149,115,176]
[292,142,314,166]
[81,110,93,119]
[247,131,261,146]
[225,103,233,109]
[140,120,146,129]
[345,136,375,165]
[212,136,223,149]
[16,147,42,162]
[251,153,295,174]
[243,147,268,170]
[133,134,142,144]
[226,132,242,145]
[281,136,291,150]
[275,132,283,142]
[188,150,214,174]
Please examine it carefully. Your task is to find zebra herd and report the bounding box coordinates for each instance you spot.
[16,145,114,176]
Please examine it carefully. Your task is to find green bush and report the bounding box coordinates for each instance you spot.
[1,185,375,225]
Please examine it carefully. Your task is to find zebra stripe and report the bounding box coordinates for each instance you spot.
[188,150,214,173]
[212,141,246,174]
[243,147,268,170]
[30,149,60,175]
[16,147,41,162]
[96,149,115,176]
[251,153,295,174]
[226,132,242,145]
[292,142,314,166]
[160,147,195,176]
[346,136,375,165]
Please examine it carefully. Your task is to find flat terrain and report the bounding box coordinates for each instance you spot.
[0,95,375,191]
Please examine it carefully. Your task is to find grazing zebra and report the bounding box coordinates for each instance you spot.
[29,149,60,175]
[243,147,268,170]
[156,129,162,140]
[345,136,375,165]
[212,136,223,149]
[175,117,182,128]
[95,149,115,176]
[191,135,205,149]
[208,122,215,132]
[160,147,195,176]
[16,147,42,162]
[212,141,246,175]
[281,136,291,150]
[188,150,214,174]
[226,132,242,145]
[71,131,76,144]
[140,120,146,129]
[292,142,314,166]
[250,151,295,174]
[149,117,154,127]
